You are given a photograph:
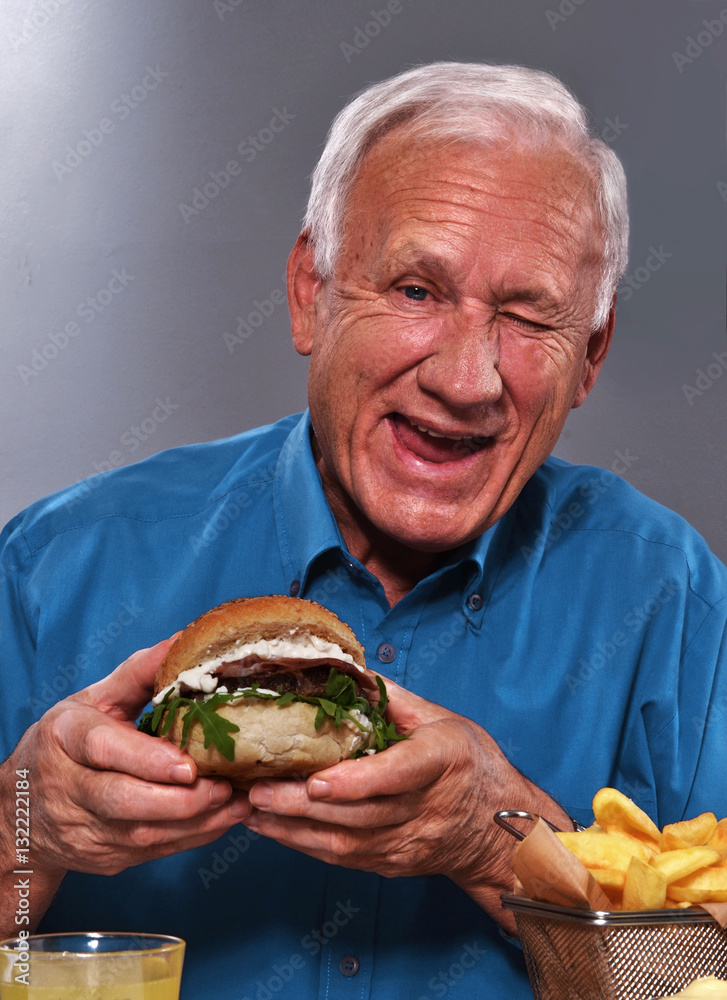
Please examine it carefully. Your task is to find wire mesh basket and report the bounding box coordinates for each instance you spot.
[502,893,727,1000]
[494,813,727,1000]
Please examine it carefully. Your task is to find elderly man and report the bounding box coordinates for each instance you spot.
[1,63,726,1000]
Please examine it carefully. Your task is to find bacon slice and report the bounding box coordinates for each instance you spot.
[214,655,380,700]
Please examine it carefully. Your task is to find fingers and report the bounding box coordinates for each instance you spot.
[83,634,180,720]
[76,766,236,822]
[242,810,392,871]
[53,797,252,875]
[246,721,462,829]
[381,677,455,730]
[52,703,199,785]
[307,722,452,802]
[248,777,415,829]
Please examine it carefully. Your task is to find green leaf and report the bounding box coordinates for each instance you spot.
[136,668,408,760]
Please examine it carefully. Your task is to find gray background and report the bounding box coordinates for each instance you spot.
[2,0,726,558]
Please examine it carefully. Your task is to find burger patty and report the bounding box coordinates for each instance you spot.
[183,665,366,701]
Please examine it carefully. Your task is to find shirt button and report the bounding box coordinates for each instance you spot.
[289,580,300,597]
[376,642,396,663]
[468,593,483,611]
[339,955,360,977]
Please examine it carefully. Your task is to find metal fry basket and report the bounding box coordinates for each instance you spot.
[495,811,727,1000]
[501,894,727,1000]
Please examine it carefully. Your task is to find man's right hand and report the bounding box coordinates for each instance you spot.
[0,637,251,934]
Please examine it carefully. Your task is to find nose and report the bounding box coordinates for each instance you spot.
[416,310,503,409]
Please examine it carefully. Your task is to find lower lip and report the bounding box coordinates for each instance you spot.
[388,414,491,468]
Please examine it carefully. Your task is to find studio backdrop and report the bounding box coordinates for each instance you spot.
[1,0,725,560]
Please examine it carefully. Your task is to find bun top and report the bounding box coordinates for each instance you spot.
[154,596,366,694]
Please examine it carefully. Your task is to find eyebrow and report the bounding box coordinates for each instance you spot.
[382,243,454,280]
[383,241,567,314]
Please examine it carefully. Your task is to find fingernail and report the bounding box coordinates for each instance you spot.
[249,783,273,809]
[229,796,250,818]
[167,763,193,784]
[209,781,231,806]
[308,779,331,799]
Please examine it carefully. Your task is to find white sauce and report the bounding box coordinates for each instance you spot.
[342,708,373,734]
[153,632,361,704]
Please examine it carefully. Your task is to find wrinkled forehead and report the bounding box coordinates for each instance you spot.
[342,125,605,277]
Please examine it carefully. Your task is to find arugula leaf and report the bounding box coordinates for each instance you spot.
[137,667,408,761]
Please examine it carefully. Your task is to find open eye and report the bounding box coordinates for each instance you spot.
[402,285,429,301]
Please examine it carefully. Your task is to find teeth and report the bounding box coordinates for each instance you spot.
[414,423,472,442]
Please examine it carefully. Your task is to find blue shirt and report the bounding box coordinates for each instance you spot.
[2,411,727,1000]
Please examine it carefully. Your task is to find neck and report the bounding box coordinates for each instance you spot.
[315,460,439,608]
[343,517,440,607]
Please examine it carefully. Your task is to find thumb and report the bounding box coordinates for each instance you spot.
[79,633,181,721]
[379,675,454,731]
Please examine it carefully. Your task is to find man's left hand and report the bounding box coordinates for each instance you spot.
[243,679,569,930]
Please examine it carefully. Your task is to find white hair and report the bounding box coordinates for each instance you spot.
[304,62,629,329]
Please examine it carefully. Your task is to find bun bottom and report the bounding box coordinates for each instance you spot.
[164,699,374,790]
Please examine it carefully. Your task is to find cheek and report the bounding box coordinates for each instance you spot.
[502,337,583,415]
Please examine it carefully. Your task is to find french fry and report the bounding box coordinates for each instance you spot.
[707,818,727,856]
[556,830,642,872]
[546,789,727,911]
[587,867,626,906]
[650,847,721,884]
[606,826,658,862]
[668,867,727,903]
[592,787,661,844]
[661,813,718,848]
[660,830,692,852]
[622,856,667,911]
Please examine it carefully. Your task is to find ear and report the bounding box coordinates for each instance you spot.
[287,232,323,357]
[571,294,616,409]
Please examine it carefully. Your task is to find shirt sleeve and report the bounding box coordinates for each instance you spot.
[0,517,39,760]
[663,595,727,822]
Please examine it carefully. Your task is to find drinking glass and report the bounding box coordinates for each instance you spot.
[0,932,185,999]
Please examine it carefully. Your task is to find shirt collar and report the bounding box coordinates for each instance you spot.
[273,412,346,594]
[273,410,495,600]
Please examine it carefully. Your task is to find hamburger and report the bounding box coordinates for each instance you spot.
[139,596,402,787]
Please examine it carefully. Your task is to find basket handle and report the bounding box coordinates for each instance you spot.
[494,810,565,841]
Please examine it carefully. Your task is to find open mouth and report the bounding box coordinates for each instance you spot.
[391,413,491,464]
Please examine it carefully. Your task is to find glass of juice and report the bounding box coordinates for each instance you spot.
[0,932,185,999]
